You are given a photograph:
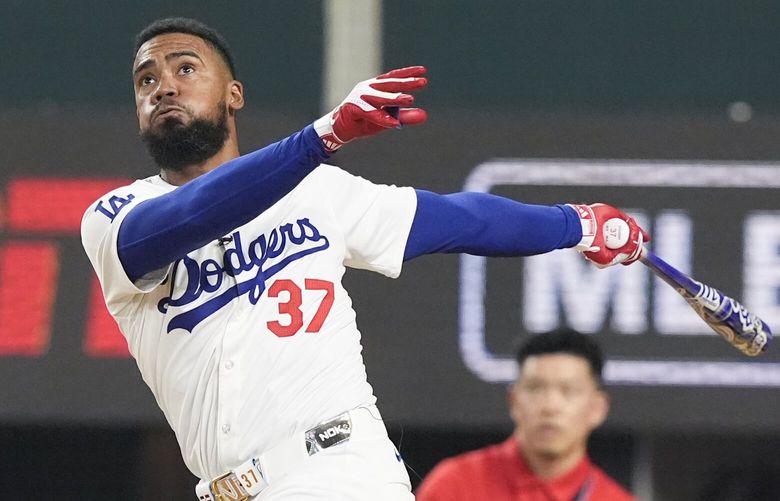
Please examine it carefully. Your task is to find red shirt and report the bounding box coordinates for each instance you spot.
[415,438,636,501]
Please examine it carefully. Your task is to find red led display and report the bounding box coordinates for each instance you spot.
[6,178,132,233]
[1,177,132,357]
[0,242,59,355]
[84,278,130,357]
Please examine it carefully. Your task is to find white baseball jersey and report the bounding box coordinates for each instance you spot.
[81,164,417,481]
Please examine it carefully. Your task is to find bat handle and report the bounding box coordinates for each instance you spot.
[639,247,702,293]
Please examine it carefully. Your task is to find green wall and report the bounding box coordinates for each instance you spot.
[384,1,780,111]
[0,0,323,112]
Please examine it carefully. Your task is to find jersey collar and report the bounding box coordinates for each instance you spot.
[502,437,593,499]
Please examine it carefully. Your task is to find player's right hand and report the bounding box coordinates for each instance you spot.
[313,66,428,152]
[569,203,650,268]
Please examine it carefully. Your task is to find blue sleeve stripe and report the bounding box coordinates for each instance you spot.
[403,190,581,261]
[118,125,329,281]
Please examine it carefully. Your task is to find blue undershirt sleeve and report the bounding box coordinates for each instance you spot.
[118,124,329,282]
[403,190,582,261]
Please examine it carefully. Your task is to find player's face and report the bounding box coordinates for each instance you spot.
[132,32,239,134]
[509,353,607,464]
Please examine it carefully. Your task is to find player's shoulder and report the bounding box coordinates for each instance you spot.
[305,163,409,194]
[296,164,381,199]
[80,176,169,239]
[306,163,351,182]
[592,466,637,501]
[417,442,504,501]
[431,442,504,478]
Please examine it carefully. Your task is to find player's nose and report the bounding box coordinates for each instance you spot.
[153,74,179,103]
[537,392,565,414]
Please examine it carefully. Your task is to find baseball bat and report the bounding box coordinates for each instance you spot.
[639,248,772,356]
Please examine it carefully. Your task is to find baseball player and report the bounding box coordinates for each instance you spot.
[81,17,649,501]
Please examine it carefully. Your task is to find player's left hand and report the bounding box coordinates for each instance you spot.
[313,66,428,152]
[569,203,650,268]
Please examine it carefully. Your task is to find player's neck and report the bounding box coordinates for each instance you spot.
[159,141,241,186]
[517,438,586,480]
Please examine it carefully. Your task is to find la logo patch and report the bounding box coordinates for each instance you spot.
[95,194,136,221]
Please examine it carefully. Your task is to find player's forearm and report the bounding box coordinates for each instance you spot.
[403,190,581,260]
[118,125,329,281]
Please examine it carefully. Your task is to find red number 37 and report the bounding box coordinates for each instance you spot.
[266,278,335,337]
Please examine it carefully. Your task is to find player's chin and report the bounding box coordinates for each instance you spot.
[529,443,567,461]
[528,430,570,452]
[150,116,189,134]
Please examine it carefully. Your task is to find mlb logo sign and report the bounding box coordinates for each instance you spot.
[458,160,780,387]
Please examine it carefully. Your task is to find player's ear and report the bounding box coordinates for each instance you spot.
[507,382,521,424]
[228,80,245,112]
[588,389,609,429]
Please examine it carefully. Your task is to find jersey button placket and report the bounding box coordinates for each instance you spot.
[218,341,240,459]
[217,289,246,463]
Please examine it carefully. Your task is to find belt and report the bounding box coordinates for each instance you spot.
[195,405,385,501]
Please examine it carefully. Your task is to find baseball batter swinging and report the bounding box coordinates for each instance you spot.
[81,18,648,501]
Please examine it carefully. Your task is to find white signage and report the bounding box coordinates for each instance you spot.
[459,160,780,386]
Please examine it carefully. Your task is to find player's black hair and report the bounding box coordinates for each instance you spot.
[515,329,604,383]
[134,17,237,78]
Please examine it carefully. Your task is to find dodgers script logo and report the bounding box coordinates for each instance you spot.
[158,218,329,333]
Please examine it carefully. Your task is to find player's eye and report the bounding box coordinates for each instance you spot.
[559,384,585,399]
[179,64,195,75]
[522,382,546,395]
[139,75,155,87]
[560,385,575,397]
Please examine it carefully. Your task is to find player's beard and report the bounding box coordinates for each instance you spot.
[140,102,229,171]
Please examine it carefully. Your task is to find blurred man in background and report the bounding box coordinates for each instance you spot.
[416,330,635,501]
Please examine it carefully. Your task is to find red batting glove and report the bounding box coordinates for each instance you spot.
[313,66,428,152]
[569,203,650,268]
